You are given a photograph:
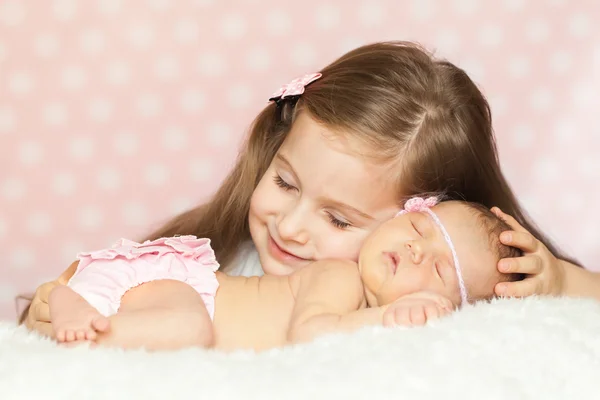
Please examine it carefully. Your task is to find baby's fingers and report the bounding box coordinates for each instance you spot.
[495,277,541,298]
[408,306,427,326]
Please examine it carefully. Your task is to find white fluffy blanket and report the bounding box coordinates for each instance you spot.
[1,297,600,400]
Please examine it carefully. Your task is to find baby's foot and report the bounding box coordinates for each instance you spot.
[49,286,110,342]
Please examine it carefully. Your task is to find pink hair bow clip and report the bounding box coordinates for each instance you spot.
[269,72,322,104]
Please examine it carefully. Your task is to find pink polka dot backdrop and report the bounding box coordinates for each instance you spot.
[1,0,598,320]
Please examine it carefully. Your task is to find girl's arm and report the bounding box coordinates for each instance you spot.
[561,260,600,300]
[287,260,386,344]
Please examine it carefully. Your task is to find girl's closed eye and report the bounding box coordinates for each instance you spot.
[327,212,352,230]
[273,174,296,192]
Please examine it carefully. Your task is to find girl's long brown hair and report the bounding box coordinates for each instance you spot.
[146,41,576,269]
[19,41,577,324]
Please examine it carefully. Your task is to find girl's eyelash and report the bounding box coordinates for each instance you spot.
[411,221,422,236]
[273,174,296,191]
[327,213,351,229]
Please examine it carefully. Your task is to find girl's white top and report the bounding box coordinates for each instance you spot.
[226,241,264,277]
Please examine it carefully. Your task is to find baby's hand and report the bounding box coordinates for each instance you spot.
[383,291,454,327]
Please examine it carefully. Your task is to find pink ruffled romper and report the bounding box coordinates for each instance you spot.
[67,235,220,319]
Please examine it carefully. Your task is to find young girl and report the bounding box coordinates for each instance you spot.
[49,197,522,351]
[22,41,598,339]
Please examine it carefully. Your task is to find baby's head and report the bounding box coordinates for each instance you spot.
[358,197,522,308]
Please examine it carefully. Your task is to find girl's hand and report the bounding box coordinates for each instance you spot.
[23,261,78,338]
[491,207,565,297]
[383,291,454,327]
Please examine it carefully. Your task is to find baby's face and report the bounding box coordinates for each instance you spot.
[358,201,498,307]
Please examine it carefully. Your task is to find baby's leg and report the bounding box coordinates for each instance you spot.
[49,286,110,342]
[94,279,214,351]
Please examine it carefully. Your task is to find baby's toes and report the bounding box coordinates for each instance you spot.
[85,329,97,341]
[65,329,77,342]
[75,330,87,341]
[91,316,110,332]
[55,329,66,342]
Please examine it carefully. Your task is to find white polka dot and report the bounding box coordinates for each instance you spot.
[18,140,44,166]
[154,55,180,81]
[79,28,106,55]
[33,33,60,58]
[219,14,247,39]
[338,37,364,56]
[26,212,52,236]
[557,192,584,215]
[511,124,534,149]
[459,58,485,82]
[189,158,213,182]
[148,0,171,10]
[113,131,139,156]
[577,157,600,179]
[180,89,205,113]
[0,107,16,134]
[0,218,6,239]
[207,122,233,147]
[508,55,530,78]
[529,87,554,112]
[0,1,26,26]
[488,94,508,118]
[503,0,525,11]
[127,21,155,50]
[144,163,170,186]
[245,46,272,72]
[42,102,68,126]
[163,126,188,151]
[452,0,479,16]
[136,93,162,117]
[0,283,17,303]
[122,202,148,227]
[479,25,504,47]
[570,82,596,111]
[227,84,253,109]
[410,0,435,21]
[549,50,572,74]
[106,60,131,85]
[192,0,215,6]
[434,30,461,54]
[197,52,227,77]
[315,4,341,29]
[97,0,121,15]
[61,240,84,264]
[88,98,113,122]
[552,118,577,144]
[265,10,292,36]
[568,12,591,38]
[10,246,35,270]
[357,1,385,26]
[525,18,550,43]
[61,65,87,90]
[2,178,26,201]
[53,0,77,21]
[290,42,317,68]
[69,136,95,161]
[78,206,103,230]
[96,166,121,190]
[173,18,200,43]
[8,72,34,96]
[533,158,561,183]
[169,197,193,215]
[519,193,543,214]
[52,172,76,196]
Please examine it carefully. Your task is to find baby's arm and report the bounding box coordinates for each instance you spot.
[287,260,387,344]
[94,279,213,351]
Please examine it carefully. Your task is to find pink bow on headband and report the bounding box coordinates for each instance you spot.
[269,72,322,101]
[401,196,439,214]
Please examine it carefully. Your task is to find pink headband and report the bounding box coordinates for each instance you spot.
[396,197,468,305]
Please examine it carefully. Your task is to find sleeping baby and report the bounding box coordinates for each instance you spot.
[49,197,522,351]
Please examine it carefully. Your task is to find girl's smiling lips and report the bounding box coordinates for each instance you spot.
[383,251,400,274]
